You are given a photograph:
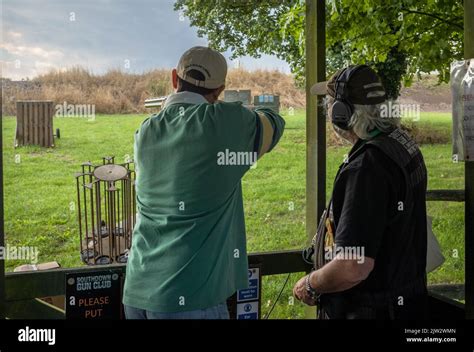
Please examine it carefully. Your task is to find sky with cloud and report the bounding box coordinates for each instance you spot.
[1,0,291,80]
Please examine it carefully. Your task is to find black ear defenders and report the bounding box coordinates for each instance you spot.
[330,65,365,131]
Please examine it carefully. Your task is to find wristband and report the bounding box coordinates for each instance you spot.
[305,273,318,300]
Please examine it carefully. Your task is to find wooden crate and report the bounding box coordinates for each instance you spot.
[15,100,54,148]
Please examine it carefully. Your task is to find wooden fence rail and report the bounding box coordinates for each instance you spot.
[2,190,467,319]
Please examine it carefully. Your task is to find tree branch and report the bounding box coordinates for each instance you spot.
[400,7,463,30]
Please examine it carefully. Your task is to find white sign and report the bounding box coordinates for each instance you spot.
[463,60,474,160]
[237,268,260,302]
[236,301,259,320]
[451,59,474,161]
[235,267,260,319]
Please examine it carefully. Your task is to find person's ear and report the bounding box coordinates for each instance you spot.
[172,69,178,90]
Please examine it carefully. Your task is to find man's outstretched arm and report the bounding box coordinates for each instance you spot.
[252,107,285,159]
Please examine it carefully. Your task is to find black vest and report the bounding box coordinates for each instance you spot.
[314,128,428,319]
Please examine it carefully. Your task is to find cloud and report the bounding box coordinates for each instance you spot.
[1,40,65,79]
[1,0,290,80]
[6,31,23,39]
[1,43,64,60]
[1,27,64,79]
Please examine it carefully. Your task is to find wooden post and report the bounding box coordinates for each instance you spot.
[0,115,5,319]
[464,0,474,320]
[305,0,326,318]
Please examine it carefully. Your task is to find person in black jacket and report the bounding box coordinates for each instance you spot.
[293,65,428,319]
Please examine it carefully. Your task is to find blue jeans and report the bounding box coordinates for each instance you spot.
[124,302,230,320]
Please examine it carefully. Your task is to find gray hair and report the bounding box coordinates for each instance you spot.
[349,101,400,140]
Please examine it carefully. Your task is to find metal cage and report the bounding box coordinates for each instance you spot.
[75,157,136,265]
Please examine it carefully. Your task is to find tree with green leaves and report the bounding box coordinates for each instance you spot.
[174,0,463,99]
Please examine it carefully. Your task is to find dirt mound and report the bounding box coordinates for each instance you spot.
[399,75,451,112]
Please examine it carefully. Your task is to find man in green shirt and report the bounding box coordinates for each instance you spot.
[123,46,285,319]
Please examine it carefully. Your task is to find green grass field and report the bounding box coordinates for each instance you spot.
[2,110,465,319]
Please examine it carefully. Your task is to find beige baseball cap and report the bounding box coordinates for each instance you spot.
[177,46,228,89]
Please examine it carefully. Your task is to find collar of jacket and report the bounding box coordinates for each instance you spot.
[163,91,208,109]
